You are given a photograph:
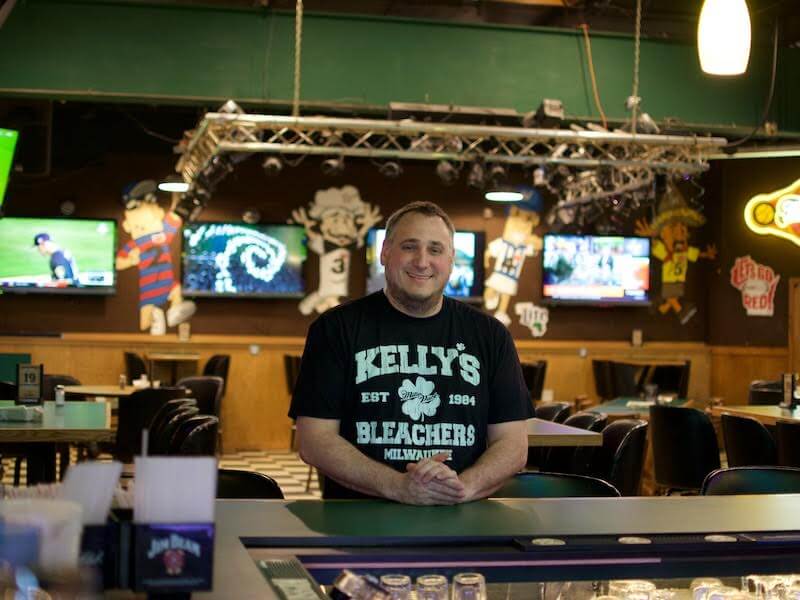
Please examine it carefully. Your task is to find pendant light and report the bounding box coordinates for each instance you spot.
[697,0,752,76]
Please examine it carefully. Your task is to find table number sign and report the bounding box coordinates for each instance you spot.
[16,363,43,405]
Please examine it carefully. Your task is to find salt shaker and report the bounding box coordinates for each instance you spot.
[55,385,65,406]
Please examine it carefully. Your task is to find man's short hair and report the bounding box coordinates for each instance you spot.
[33,233,51,246]
[384,201,455,241]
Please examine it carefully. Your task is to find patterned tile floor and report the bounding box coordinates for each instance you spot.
[1,449,322,500]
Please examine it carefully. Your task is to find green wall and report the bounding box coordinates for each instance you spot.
[0,0,794,131]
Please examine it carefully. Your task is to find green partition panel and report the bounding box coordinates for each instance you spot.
[0,353,31,383]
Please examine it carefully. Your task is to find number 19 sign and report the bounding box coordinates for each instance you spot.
[16,363,43,405]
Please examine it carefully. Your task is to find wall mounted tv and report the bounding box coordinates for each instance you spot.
[181,222,307,298]
[0,217,117,294]
[542,233,651,306]
[0,128,19,209]
[365,228,485,302]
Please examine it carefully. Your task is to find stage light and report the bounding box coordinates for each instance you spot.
[242,208,261,224]
[698,0,751,75]
[262,156,283,176]
[488,164,507,186]
[321,156,344,176]
[436,160,459,185]
[158,175,190,193]
[485,189,524,202]
[378,161,402,178]
[467,162,485,189]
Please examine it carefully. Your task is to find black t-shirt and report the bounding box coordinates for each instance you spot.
[289,291,533,498]
[50,250,77,280]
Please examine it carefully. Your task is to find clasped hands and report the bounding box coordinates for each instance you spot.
[400,452,469,505]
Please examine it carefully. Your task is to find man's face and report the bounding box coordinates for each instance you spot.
[122,203,166,239]
[381,212,454,314]
[36,242,50,257]
[661,221,689,252]
[320,209,357,246]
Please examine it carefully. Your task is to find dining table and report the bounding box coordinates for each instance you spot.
[710,404,800,426]
[526,417,602,447]
[0,400,113,484]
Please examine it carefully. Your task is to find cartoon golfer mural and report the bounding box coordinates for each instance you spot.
[635,180,716,323]
[116,180,196,335]
[291,185,382,315]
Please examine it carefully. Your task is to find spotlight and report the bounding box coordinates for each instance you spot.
[467,162,485,189]
[532,167,548,187]
[262,156,283,176]
[321,157,345,176]
[158,175,190,193]
[436,160,459,185]
[242,208,261,224]
[485,189,524,203]
[487,164,507,186]
[378,161,402,178]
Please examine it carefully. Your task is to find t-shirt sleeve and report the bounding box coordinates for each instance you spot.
[288,316,348,420]
[487,325,534,424]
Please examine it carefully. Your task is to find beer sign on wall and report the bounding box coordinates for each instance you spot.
[744,177,800,247]
[730,255,779,317]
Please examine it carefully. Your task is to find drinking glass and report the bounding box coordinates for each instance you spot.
[379,574,412,600]
[692,578,724,600]
[416,574,448,600]
[786,584,800,600]
[707,586,746,600]
[744,576,788,600]
[452,572,487,600]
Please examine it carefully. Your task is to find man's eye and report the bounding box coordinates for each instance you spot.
[401,244,416,251]
[430,247,443,255]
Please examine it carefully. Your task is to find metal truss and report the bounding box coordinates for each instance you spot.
[172,107,728,223]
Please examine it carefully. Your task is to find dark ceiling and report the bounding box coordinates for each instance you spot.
[141,0,800,47]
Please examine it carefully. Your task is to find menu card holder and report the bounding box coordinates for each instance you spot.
[80,512,125,589]
[16,363,43,405]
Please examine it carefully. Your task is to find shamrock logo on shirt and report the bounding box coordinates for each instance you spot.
[398,376,440,422]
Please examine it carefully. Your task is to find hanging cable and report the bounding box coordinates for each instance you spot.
[580,24,609,130]
[630,0,642,134]
[292,0,303,118]
[724,19,779,152]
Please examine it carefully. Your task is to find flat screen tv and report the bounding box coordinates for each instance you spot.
[365,228,485,301]
[0,217,117,294]
[542,233,651,305]
[181,222,307,298]
[0,128,19,209]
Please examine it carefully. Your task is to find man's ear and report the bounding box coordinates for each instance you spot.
[380,237,388,266]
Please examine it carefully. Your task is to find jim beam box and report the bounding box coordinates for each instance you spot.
[133,524,214,592]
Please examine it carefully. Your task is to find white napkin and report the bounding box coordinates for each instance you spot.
[133,456,217,524]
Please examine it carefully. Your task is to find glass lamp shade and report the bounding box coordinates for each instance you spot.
[697,0,751,75]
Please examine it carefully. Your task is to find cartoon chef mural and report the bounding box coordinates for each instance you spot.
[116,180,196,335]
[635,180,716,323]
[291,185,382,315]
[483,191,543,327]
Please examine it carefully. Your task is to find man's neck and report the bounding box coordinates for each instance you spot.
[383,288,444,318]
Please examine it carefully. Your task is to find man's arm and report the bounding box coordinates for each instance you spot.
[457,420,528,502]
[296,416,466,505]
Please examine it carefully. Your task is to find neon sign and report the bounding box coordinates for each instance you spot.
[744,177,800,247]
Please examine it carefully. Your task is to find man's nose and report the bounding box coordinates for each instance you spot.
[412,250,432,268]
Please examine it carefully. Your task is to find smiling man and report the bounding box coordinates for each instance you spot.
[289,201,532,504]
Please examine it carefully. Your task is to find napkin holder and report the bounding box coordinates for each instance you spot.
[80,509,128,589]
[131,522,215,593]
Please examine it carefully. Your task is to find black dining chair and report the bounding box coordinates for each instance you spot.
[521,361,547,403]
[171,415,219,456]
[702,466,800,495]
[150,405,199,455]
[648,361,691,398]
[113,386,189,463]
[493,472,621,498]
[592,360,615,401]
[776,421,800,468]
[748,380,782,405]
[124,352,148,382]
[202,354,230,394]
[176,376,224,417]
[584,419,649,496]
[649,404,720,494]
[534,402,571,423]
[540,411,608,474]
[217,469,284,499]
[721,414,777,467]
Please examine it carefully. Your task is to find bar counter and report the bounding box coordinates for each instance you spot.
[199,495,800,598]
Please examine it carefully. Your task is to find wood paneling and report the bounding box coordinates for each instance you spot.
[710,345,787,406]
[0,334,785,450]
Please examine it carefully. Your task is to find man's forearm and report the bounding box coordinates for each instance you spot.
[458,434,528,502]
[299,431,407,501]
